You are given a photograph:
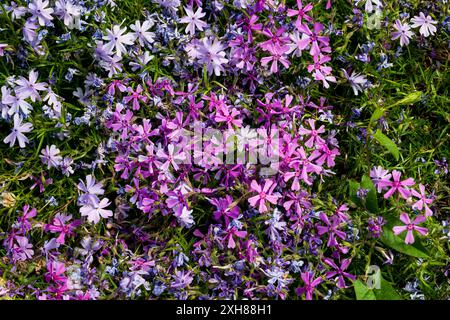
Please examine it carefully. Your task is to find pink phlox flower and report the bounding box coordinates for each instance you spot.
[287,0,314,28]
[248,179,281,213]
[317,212,346,247]
[378,170,415,199]
[411,184,433,217]
[296,271,322,300]
[298,119,326,148]
[323,257,355,288]
[124,85,148,110]
[393,213,428,244]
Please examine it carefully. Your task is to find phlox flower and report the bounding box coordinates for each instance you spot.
[3,114,33,148]
[15,70,47,102]
[103,25,135,57]
[176,207,195,229]
[393,213,428,244]
[44,213,81,244]
[323,258,355,288]
[130,20,155,46]
[12,236,34,261]
[124,85,148,110]
[197,37,229,76]
[411,184,433,217]
[298,119,326,148]
[80,198,113,224]
[370,166,392,192]
[40,145,63,169]
[296,271,322,300]
[248,179,281,213]
[341,69,368,96]
[391,20,414,47]
[55,0,82,29]
[317,212,346,247]
[287,0,313,28]
[156,144,187,172]
[28,0,54,26]
[377,170,415,199]
[223,226,247,249]
[410,12,437,37]
[180,6,207,36]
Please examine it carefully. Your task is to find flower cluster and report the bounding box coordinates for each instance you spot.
[0,0,448,300]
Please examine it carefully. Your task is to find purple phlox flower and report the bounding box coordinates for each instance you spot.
[410,12,437,37]
[296,22,329,57]
[370,166,392,192]
[30,172,53,193]
[290,146,322,185]
[248,179,281,213]
[240,14,263,42]
[411,184,433,217]
[44,213,81,244]
[3,114,33,148]
[40,145,63,169]
[129,257,155,274]
[259,28,290,54]
[311,142,340,168]
[223,226,247,249]
[287,0,314,28]
[393,213,428,244]
[1,87,33,116]
[45,261,66,284]
[77,174,105,205]
[103,25,135,57]
[298,118,326,148]
[29,0,54,26]
[214,106,243,128]
[80,198,113,224]
[260,46,291,74]
[180,6,207,36]
[12,236,34,262]
[171,270,194,290]
[108,104,134,139]
[15,69,47,102]
[107,79,127,95]
[176,207,195,229]
[130,20,155,46]
[391,19,414,47]
[377,170,415,199]
[341,69,368,96]
[296,271,322,300]
[197,37,229,76]
[323,257,355,288]
[156,144,186,172]
[123,84,148,110]
[13,204,37,234]
[367,216,386,238]
[317,212,346,247]
[265,208,287,242]
[209,195,240,224]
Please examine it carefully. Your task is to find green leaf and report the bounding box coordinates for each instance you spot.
[354,280,376,300]
[361,175,378,213]
[373,129,400,161]
[348,180,361,206]
[354,277,403,300]
[370,108,384,123]
[387,91,422,108]
[380,217,429,259]
[374,278,403,300]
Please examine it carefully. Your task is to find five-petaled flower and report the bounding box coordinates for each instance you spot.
[393,213,428,244]
[248,179,281,213]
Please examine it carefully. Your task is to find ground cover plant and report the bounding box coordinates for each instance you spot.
[0,0,448,300]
